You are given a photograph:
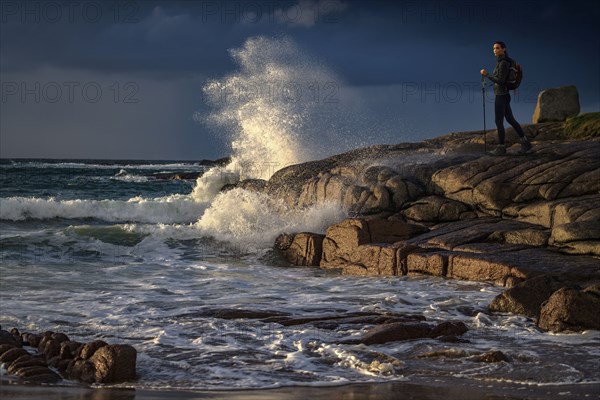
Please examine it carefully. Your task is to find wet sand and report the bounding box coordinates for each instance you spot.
[1,378,598,400]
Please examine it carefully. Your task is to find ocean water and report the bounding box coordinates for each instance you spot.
[1,161,599,392]
[1,37,599,392]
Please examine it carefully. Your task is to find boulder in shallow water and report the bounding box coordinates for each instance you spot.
[7,355,48,374]
[359,320,469,345]
[360,322,433,345]
[489,274,572,318]
[1,327,137,385]
[275,232,324,267]
[0,344,17,355]
[0,329,19,347]
[14,365,61,382]
[537,285,600,332]
[22,332,42,348]
[42,339,61,360]
[79,340,108,359]
[66,358,96,383]
[0,347,29,363]
[489,268,600,319]
[478,350,509,363]
[89,344,137,383]
[429,321,469,338]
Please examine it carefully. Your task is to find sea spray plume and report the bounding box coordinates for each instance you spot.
[192,36,341,202]
[204,36,308,168]
[195,188,346,247]
[190,37,348,243]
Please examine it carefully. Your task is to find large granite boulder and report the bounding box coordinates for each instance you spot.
[267,142,427,208]
[359,322,433,345]
[532,85,580,123]
[537,285,600,332]
[296,171,399,214]
[89,344,137,383]
[320,217,427,275]
[67,341,137,384]
[275,232,324,267]
[488,270,600,318]
[358,320,468,345]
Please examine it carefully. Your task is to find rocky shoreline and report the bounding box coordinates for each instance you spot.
[263,99,599,333]
[0,327,136,384]
[2,87,597,389]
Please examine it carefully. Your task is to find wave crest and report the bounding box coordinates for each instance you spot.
[0,196,205,224]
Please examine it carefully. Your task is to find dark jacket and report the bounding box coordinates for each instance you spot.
[486,54,510,96]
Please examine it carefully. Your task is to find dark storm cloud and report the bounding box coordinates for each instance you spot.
[1,0,598,83]
[1,1,236,77]
[303,0,600,86]
[0,0,349,77]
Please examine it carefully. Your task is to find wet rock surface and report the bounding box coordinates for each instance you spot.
[275,232,325,266]
[269,116,599,333]
[0,326,136,384]
[354,320,469,345]
[537,285,600,332]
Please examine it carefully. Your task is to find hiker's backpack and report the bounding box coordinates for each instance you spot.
[506,57,523,90]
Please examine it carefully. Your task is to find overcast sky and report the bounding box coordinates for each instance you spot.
[1,0,598,160]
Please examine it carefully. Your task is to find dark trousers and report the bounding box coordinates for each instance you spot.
[495,93,525,144]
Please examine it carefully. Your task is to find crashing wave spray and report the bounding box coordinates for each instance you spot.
[192,36,340,201]
[189,36,348,244]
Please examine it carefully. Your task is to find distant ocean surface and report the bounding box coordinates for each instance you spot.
[1,158,599,391]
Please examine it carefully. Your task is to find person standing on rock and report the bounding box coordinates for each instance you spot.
[480,41,532,155]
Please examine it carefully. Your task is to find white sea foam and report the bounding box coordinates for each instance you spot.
[194,187,346,247]
[190,165,240,203]
[0,187,345,245]
[6,256,597,391]
[112,169,150,183]
[0,161,204,171]
[0,195,205,223]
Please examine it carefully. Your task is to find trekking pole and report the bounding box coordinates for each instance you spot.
[481,75,487,153]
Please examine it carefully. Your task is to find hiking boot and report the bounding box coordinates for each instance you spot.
[490,145,506,155]
[518,137,532,153]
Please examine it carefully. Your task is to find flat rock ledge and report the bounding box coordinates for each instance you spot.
[271,118,599,333]
[0,327,136,384]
